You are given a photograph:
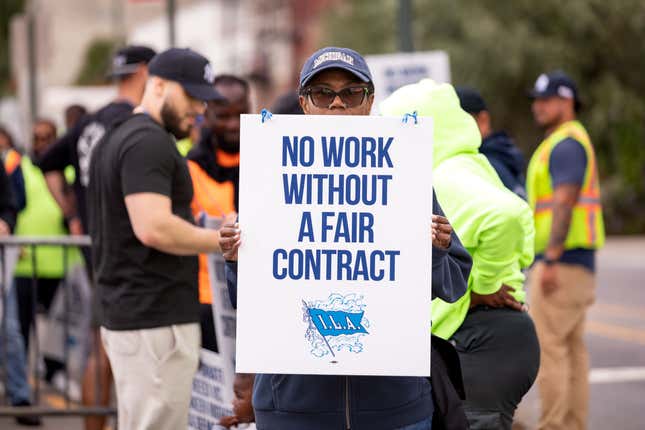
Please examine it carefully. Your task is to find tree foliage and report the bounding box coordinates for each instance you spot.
[75,38,122,86]
[0,0,26,94]
[324,0,645,234]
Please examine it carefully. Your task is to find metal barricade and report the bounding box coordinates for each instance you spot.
[0,235,116,419]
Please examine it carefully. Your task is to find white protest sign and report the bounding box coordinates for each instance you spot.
[188,217,237,430]
[236,114,433,376]
[366,51,450,114]
[188,349,230,430]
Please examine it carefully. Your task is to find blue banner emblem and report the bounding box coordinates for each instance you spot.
[302,294,371,358]
[308,309,369,336]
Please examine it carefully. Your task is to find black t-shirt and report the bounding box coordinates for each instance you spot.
[88,113,199,330]
[38,101,134,230]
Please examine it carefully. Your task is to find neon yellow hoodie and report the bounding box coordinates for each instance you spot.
[380,80,534,339]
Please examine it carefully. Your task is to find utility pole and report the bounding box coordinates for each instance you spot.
[167,0,176,47]
[399,0,413,52]
[111,0,126,41]
[26,8,37,122]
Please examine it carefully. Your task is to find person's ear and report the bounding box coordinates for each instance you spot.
[478,110,491,129]
[474,110,491,138]
[138,65,149,82]
[299,94,311,114]
[151,76,166,98]
[563,97,575,116]
[364,93,375,113]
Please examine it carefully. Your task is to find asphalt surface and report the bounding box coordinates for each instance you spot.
[515,236,645,430]
[2,236,644,429]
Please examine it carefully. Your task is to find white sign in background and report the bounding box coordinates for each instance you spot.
[236,115,433,376]
[366,50,451,114]
[189,216,237,430]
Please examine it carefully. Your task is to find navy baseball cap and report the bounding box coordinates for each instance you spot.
[529,70,581,110]
[456,86,487,114]
[109,45,157,78]
[299,47,372,88]
[148,48,225,102]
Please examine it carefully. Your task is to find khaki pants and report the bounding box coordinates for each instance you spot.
[101,323,200,430]
[528,262,596,430]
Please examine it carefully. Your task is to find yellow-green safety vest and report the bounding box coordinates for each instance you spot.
[13,156,82,278]
[526,120,605,254]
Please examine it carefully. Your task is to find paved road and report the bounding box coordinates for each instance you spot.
[515,236,645,430]
[2,237,644,429]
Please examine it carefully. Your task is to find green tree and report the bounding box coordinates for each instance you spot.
[0,0,26,94]
[75,37,122,86]
[324,0,645,234]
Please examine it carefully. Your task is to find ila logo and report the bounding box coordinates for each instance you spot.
[302,293,370,359]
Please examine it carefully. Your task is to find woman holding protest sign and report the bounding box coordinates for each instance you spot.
[219,47,472,430]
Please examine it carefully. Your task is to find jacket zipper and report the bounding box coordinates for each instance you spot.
[345,376,351,429]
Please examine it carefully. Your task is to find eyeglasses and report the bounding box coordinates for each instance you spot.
[302,85,372,108]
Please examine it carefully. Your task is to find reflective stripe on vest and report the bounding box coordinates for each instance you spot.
[535,195,601,213]
[3,149,22,175]
[526,120,605,252]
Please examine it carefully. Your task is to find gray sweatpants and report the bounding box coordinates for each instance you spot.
[451,307,540,430]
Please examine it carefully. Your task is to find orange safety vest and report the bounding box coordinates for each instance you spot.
[187,159,236,304]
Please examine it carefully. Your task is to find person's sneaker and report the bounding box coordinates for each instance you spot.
[12,401,42,426]
[51,371,81,403]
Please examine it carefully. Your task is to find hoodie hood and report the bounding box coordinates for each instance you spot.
[480,131,525,178]
[379,79,481,167]
[381,80,535,340]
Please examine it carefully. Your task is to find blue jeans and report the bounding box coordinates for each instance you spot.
[396,415,432,430]
[0,281,32,404]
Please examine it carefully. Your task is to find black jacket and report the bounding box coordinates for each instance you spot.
[0,162,17,232]
[225,192,471,429]
[480,131,526,200]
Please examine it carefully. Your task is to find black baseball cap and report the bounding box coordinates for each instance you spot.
[299,47,372,88]
[529,70,581,111]
[456,86,487,114]
[148,48,225,102]
[109,45,157,78]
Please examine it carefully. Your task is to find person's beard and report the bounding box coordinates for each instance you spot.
[161,100,191,140]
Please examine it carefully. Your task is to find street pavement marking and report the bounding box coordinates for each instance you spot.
[586,320,645,346]
[591,303,645,322]
[590,367,645,384]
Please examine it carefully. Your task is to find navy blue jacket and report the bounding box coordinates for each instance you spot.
[225,193,471,429]
[480,131,527,200]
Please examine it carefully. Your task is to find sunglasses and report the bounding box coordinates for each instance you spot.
[302,85,372,109]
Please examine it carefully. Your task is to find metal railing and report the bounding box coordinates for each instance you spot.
[0,235,116,419]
